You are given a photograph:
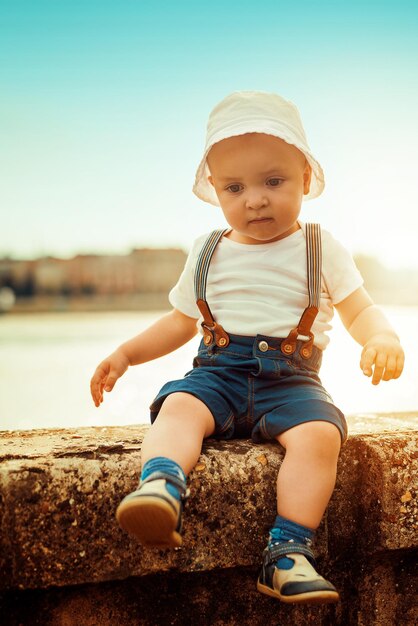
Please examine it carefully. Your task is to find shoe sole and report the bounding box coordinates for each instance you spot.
[257,580,339,605]
[116,495,182,548]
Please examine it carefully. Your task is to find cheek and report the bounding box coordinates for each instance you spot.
[222,208,243,228]
[278,186,304,205]
[219,197,239,215]
[221,206,236,222]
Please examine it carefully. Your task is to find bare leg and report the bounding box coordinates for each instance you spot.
[117,392,216,547]
[257,421,342,603]
[276,421,342,529]
[141,392,216,475]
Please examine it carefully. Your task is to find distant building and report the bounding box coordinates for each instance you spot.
[1,249,418,305]
[0,248,188,297]
[0,258,36,296]
[34,258,68,294]
[129,248,187,293]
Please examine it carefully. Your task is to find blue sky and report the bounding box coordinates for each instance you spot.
[1,1,418,267]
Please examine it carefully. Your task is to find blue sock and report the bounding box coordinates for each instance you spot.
[268,515,315,570]
[140,456,186,501]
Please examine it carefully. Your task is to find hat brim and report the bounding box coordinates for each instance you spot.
[192,128,324,206]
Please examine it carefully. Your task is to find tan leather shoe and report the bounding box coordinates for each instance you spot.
[116,473,188,548]
[257,542,340,604]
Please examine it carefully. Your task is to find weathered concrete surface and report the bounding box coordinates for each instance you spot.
[1,556,416,626]
[0,414,417,625]
[0,426,314,590]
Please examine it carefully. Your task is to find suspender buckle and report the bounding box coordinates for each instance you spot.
[281,306,319,357]
[201,322,230,348]
[197,298,230,348]
[281,328,298,355]
[203,330,214,345]
[300,333,314,359]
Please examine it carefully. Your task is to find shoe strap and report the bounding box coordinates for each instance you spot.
[263,542,316,567]
[139,472,190,501]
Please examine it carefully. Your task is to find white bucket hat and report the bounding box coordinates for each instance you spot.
[192,90,325,206]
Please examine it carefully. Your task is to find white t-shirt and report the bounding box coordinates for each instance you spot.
[169,223,363,350]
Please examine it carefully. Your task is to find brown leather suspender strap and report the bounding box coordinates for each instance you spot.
[194,229,230,347]
[281,223,322,359]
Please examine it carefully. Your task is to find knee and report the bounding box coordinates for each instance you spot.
[159,392,206,417]
[313,422,342,459]
[156,392,215,437]
[278,421,342,460]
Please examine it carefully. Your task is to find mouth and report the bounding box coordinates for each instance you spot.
[249,217,273,224]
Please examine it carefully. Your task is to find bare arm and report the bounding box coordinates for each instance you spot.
[120,308,198,365]
[90,308,198,406]
[335,286,404,385]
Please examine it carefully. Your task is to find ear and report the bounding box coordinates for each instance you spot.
[303,162,312,195]
[208,174,214,187]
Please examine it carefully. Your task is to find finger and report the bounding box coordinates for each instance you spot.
[393,354,405,379]
[90,375,102,406]
[91,364,107,390]
[103,374,119,392]
[91,393,101,407]
[372,353,387,385]
[90,364,108,405]
[91,383,103,407]
[361,347,376,377]
[382,355,397,381]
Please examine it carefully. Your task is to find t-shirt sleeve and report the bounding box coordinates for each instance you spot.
[168,234,207,319]
[321,230,364,304]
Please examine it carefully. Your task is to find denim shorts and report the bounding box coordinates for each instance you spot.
[150,333,347,444]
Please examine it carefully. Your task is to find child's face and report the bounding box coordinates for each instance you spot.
[207,133,311,244]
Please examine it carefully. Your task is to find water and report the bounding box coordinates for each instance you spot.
[0,307,417,431]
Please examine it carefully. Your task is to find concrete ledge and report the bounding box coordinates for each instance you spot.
[0,415,417,625]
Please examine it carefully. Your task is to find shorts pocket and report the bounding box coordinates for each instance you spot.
[274,359,297,377]
[193,353,218,368]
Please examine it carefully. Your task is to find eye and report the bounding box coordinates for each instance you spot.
[267,178,283,187]
[226,184,243,193]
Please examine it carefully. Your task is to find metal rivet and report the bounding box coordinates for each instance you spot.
[204,335,212,345]
[258,340,269,352]
[283,344,293,354]
[218,337,227,347]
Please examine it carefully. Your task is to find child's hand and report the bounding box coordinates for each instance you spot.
[360,334,405,385]
[90,349,130,407]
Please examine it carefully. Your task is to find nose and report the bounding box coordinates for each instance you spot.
[245,189,268,211]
